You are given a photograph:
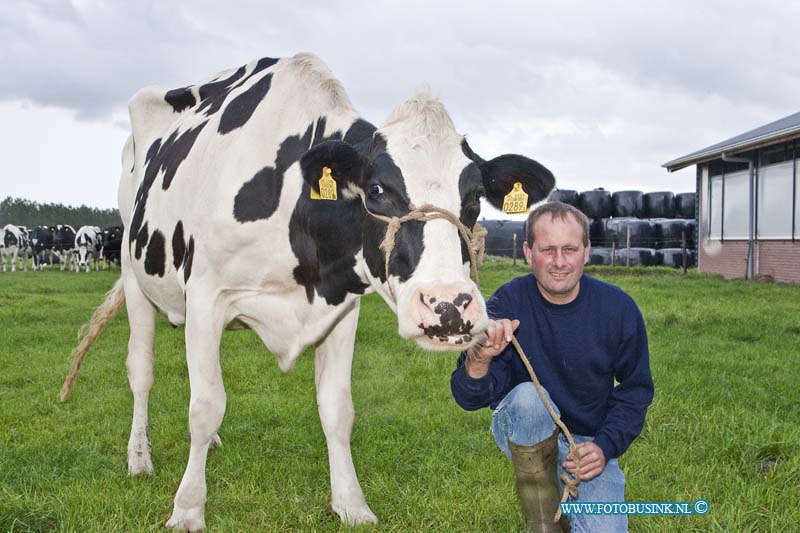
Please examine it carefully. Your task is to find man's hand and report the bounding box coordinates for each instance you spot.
[465,319,520,379]
[562,441,606,481]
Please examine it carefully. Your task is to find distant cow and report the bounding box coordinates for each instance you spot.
[1,224,30,272]
[62,53,555,530]
[101,225,124,267]
[29,226,55,270]
[53,225,77,271]
[75,226,103,272]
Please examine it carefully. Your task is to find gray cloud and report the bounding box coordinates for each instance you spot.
[1,0,797,207]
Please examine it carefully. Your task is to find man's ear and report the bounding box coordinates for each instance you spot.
[463,140,555,211]
[523,240,534,266]
[300,140,365,196]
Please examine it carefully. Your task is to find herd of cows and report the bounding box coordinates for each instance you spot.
[0,224,123,272]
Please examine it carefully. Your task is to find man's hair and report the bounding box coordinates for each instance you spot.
[525,201,590,247]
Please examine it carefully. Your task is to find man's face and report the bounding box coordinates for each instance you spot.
[523,213,590,304]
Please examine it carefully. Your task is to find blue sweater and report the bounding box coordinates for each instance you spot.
[451,274,654,460]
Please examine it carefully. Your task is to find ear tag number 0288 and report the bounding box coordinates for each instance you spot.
[502,182,529,214]
[311,166,338,201]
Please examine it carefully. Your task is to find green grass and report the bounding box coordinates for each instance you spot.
[1,263,799,532]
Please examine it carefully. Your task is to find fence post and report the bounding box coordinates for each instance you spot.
[611,241,616,267]
[512,233,517,267]
[681,230,687,274]
[626,225,631,267]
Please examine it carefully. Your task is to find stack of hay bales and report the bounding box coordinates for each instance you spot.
[547,188,697,268]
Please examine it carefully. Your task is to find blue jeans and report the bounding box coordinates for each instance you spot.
[491,382,627,533]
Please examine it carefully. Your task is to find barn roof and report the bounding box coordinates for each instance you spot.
[662,110,800,172]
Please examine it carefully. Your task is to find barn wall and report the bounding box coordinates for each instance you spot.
[756,241,800,284]
[696,153,800,284]
[698,240,749,280]
[698,240,800,284]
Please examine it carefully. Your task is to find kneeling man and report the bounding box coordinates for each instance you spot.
[451,202,654,532]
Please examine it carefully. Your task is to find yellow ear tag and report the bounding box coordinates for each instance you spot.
[502,182,529,214]
[315,166,337,201]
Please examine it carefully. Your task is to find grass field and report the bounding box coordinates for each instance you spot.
[1,262,799,532]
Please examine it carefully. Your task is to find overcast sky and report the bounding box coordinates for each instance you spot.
[1,0,798,220]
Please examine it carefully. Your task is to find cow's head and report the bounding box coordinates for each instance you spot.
[102,226,123,247]
[301,92,554,351]
[77,233,91,267]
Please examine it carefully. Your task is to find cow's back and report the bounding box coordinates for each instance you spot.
[120,53,364,316]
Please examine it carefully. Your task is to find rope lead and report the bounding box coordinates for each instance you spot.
[357,191,581,523]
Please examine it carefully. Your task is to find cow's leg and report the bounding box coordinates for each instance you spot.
[11,249,17,272]
[124,275,157,476]
[167,287,226,532]
[314,300,377,525]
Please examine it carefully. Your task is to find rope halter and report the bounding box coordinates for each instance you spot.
[356,191,487,287]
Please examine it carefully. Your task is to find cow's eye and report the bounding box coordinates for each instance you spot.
[474,189,484,202]
[368,183,384,196]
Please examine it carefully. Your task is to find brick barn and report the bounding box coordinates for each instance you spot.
[663,112,800,284]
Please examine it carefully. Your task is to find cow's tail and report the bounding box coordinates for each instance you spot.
[59,277,126,402]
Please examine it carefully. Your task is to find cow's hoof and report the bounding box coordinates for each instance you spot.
[127,452,153,476]
[208,433,222,451]
[333,502,378,525]
[166,506,205,531]
[128,429,153,475]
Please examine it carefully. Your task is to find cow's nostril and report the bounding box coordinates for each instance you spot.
[453,292,473,309]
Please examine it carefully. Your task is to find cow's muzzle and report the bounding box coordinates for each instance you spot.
[407,282,487,350]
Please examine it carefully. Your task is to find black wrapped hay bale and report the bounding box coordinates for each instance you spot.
[482,220,526,258]
[657,248,696,268]
[589,247,613,265]
[653,218,688,249]
[614,247,656,266]
[675,192,696,219]
[605,218,655,248]
[579,189,612,218]
[589,218,611,247]
[605,218,634,247]
[685,219,697,248]
[626,219,655,248]
[644,191,676,218]
[548,189,580,207]
[611,190,644,218]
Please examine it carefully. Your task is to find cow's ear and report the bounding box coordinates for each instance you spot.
[300,140,365,197]
[464,141,555,211]
[479,154,555,211]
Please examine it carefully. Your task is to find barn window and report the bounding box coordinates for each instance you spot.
[757,158,793,239]
[722,169,750,239]
[795,140,799,239]
[709,175,723,239]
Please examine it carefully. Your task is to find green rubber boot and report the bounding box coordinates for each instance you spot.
[508,430,568,533]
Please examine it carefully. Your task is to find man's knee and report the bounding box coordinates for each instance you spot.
[505,382,558,422]
[502,382,559,445]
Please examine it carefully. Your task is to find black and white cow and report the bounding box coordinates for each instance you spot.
[53,224,77,271]
[101,225,124,267]
[1,224,30,272]
[69,53,554,530]
[75,225,103,272]
[29,226,55,270]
